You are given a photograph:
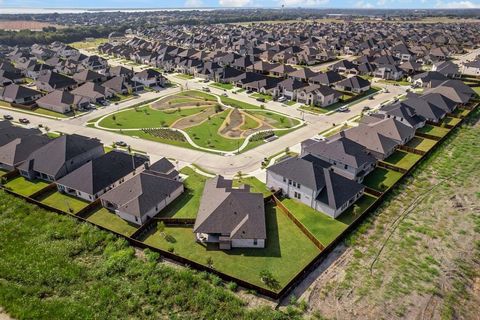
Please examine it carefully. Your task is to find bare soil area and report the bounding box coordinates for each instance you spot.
[0,20,63,31]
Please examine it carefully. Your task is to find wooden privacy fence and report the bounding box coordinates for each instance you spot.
[76,199,102,219]
[378,161,408,174]
[272,195,325,251]
[398,145,426,156]
[415,132,442,141]
[364,187,384,198]
[29,183,57,200]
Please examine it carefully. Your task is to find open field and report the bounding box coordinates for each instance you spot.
[0,191,296,319]
[0,20,64,31]
[303,109,480,319]
[69,38,108,50]
[142,203,320,291]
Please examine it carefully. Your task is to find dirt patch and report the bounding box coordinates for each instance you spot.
[219,109,272,139]
[0,20,63,31]
[0,308,13,320]
[171,107,218,130]
[152,99,215,110]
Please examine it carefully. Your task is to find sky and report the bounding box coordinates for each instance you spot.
[0,0,479,9]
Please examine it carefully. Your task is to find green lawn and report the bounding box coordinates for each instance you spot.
[69,38,108,49]
[383,150,422,170]
[33,107,71,118]
[98,106,207,129]
[281,198,347,246]
[233,176,272,197]
[210,82,233,90]
[174,74,194,80]
[284,100,297,106]
[220,96,261,109]
[443,116,462,127]
[159,167,207,219]
[142,203,320,291]
[38,191,89,214]
[86,207,139,237]
[417,124,450,138]
[185,110,245,151]
[3,176,50,197]
[251,93,273,101]
[337,194,378,225]
[362,167,404,192]
[0,169,8,177]
[406,137,437,152]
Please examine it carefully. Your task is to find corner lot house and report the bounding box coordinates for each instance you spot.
[18,134,104,182]
[100,169,183,225]
[334,76,371,93]
[194,175,266,250]
[267,156,364,219]
[56,151,149,201]
[132,69,166,88]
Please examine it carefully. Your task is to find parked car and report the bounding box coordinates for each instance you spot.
[338,106,349,112]
[202,87,210,92]
[369,96,375,100]
[99,100,109,106]
[19,118,30,124]
[277,96,287,102]
[3,114,13,120]
[246,90,253,94]
[222,93,228,97]
[115,141,128,147]
[362,106,371,111]
[256,97,266,102]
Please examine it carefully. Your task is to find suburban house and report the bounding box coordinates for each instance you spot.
[71,82,114,103]
[340,117,415,159]
[100,168,184,225]
[0,134,51,171]
[267,156,365,218]
[377,103,426,129]
[301,135,377,182]
[0,84,42,104]
[102,76,144,95]
[309,71,345,86]
[296,84,341,107]
[18,134,104,182]
[334,76,371,93]
[56,151,149,201]
[400,96,447,123]
[132,69,166,88]
[193,175,266,250]
[35,71,77,92]
[460,60,480,77]
[410,71,447,88]
[36,90,90,114]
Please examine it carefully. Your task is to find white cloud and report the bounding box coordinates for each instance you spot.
[355,0,375,8]
[218,0,252,7]
[185,0,204,6]
[280,0,330,6]
[436,0,480,7]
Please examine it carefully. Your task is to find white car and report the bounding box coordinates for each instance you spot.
[277,96,287,102]
[338,106,349,112]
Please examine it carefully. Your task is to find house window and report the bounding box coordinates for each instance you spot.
[134,216,138,222]
[297,184,301,189]
[253,239,257,245]
[288,179,292,185]
[294,192,301,200]
[344,165,348,169]
[283,177,286,183]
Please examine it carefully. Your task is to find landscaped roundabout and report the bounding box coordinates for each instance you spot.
[93,90,303,154]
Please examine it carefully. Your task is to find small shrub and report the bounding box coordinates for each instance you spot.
[226,282,238,292]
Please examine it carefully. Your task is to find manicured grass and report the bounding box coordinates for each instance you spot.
[251,93,273,101]
[406,137,437,152]
[233,176,272,197]
[383,150,422,170]
[363,167,404,192]
[32,107,71,118]
[377,79,411,86]
[239,113,261,130]
[98,106,207,129]
[281,198,347,246]
[38,191,89,214]
[443,116,462,127]
[417,124,450,138]
[3,176,50,197]
[337,194,378,225]
[142,203,320,291]
[86,207,138,237]
[175,90,217,101]
[220,96,261,109]
[0,169,9,177]
[185,110,245,151]
[298,105,329,114]
[210,82,233,90]
[174,73,194,80]
[284,100,297,106]
[159,167,207,219]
